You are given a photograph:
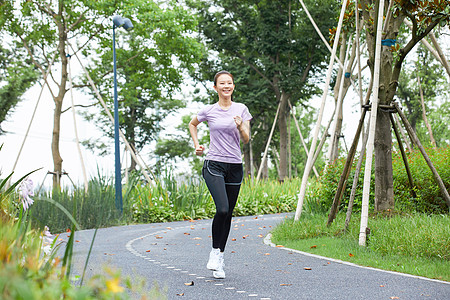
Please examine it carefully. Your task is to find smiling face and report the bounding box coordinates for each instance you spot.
[214,74,235,100]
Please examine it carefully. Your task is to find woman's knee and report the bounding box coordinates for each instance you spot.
[215,205,229,217]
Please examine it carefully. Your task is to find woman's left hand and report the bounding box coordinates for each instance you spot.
[234,116,243,129]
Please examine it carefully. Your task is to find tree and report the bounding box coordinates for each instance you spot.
[0,0,119,188]
[359,0,450,210]
[83,2,204,173]
[0,44,38,132]
[0,0,204,188]
[396,44,447,146]
[187,0,338,181]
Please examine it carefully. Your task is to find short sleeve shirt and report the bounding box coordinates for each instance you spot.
[197,102,252,163]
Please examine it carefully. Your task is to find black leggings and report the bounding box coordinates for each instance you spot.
[202,160,243,252]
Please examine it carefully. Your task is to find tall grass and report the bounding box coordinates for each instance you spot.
[28,169,301,232]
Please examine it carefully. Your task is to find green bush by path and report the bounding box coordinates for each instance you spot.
[271,213,450,281]
[313,146,450,214]
[393,147,450,213]
[27,170,300,232]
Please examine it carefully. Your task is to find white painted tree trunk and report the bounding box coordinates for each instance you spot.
[359,0,385,247]
[294,0,349,221]
[327,34,352,164]
[256,102,281,181]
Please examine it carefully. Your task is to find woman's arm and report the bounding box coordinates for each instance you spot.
[234,117,250,144]
[189,116,205,156]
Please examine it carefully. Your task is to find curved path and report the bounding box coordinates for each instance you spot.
[65,214,449,299]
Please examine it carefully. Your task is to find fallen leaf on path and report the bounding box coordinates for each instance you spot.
[264,253,270,256]
[75,240,80,243]
[155,235,163,239]
[146,250,151,252]
[184,233,190,235]
[231,238,236,241]
[254,217,258,219]
[390,297,399,299]
[166,227,172,230]
[276,245,284,247]
[258,234,264,238]
[176,293,184,296]
[380,285,385,287]
[304,267,312,270]
[184,281,194,286]
[193,237,202,240]
[280,284,292,286]
[231,251,235,253]
[288,263,292,265]
[242,235,249,239]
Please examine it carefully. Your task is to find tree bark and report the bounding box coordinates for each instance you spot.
[52,16,69,189]
[277,92,290,181]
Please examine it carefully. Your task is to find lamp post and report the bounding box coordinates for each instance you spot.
[112,15,133,212]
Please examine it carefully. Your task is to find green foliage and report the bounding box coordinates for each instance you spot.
[83,0,205,158]
[0,45,38,129]
[0,217,159,299]
[393,147,450,213]
[187,0,339,177]
[396,44,448,147]
[30,175,127,233]
[311,154,375,214]
[369,213,449,260]
[310,146,449,215]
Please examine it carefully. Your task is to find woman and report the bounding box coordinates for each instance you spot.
[189,70,252,279]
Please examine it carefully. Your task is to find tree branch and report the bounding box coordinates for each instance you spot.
[235,52,275,88]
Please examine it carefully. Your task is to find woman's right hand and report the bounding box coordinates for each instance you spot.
[195,145,205,156]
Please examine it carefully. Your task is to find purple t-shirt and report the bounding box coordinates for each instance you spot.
[197,102,252,163]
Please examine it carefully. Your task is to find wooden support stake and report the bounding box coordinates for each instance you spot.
[393,102,450,210]
[344,118,370,232]
[327,105,369,226]
[389,113,417,199]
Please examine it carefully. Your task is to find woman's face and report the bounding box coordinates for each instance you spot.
[214,74,234,99]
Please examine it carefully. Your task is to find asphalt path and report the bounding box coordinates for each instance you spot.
[63,213,450,299]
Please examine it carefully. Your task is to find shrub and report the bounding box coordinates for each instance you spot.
[313,146,449,214]
[392,147,450,213]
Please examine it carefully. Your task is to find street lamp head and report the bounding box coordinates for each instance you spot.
[113,15,134,31]
[123,18,133,31]
[112,15,125,28]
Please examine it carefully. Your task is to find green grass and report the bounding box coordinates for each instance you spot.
[271,213,450,281]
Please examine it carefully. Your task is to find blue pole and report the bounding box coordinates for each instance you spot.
[113,25,123,213]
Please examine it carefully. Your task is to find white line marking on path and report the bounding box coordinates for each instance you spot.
[124,216,286,298]
[264,233,450,285]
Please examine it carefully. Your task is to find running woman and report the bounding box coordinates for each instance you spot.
[189,70,252,279]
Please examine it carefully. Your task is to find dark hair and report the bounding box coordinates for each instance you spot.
[213,70,234,86]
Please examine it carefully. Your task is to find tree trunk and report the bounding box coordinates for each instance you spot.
[243,142,252,178]
[374,108,394,210]
[52,97,64,188]
[52,20,68,189]
[277,92,290,181]
[373,42,395,211]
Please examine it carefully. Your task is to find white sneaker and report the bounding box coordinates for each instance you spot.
[213,257,225,279]
[207,248,221,270]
